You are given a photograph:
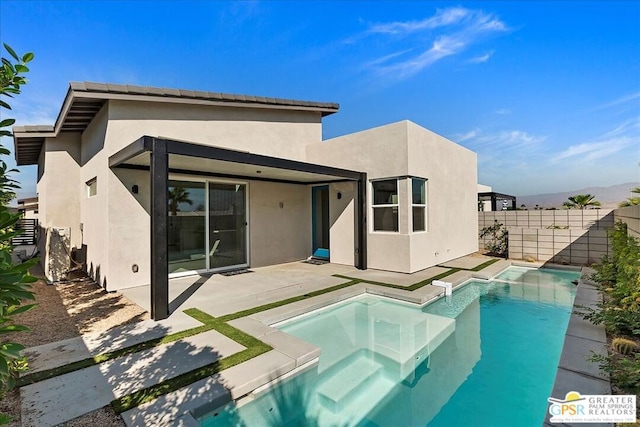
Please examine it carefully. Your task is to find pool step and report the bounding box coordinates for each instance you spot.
[317,357,383,412]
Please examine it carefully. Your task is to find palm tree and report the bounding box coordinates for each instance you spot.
[168,186,192,215]
[619,187,640,207]
[563,194,601,210]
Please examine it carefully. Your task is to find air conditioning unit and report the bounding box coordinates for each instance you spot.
[45,227,71,283]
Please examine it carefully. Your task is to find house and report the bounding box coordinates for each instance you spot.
[17,196,39,219]
[13,82,478,320]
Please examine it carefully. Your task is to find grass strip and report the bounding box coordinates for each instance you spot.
[111,309,272,414]
[217,279,361,323]
[17,280,361,387]
[468,258,501,271]
[18,322,215,387]
[333,268,461,292]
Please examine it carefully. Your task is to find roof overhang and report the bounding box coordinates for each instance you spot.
[109,136,363,185]
[13,82,340,166]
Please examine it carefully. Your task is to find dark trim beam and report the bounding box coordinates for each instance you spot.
[114,164,353,187]
[109,136,153,168]
[162,138,362,181]
[356,172,367,270]
[150,138,169,321]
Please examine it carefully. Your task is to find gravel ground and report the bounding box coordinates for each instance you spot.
[0,264,149,426]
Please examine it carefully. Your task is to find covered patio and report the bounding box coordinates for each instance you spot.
[109,136,368,320]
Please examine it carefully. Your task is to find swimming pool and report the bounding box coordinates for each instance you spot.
[198,266,579,426]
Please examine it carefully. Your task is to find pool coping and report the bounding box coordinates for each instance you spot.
[543,267,612,427]
[123,260,586,426]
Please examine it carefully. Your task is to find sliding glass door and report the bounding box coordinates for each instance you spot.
[208,183,247,269]
[168,180,206,274]
[168,179,247,276]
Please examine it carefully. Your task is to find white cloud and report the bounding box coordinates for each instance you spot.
[589,92,640,112]
[468,51,493,64]
[553,136,637,163]
[551,118,640,163]
[368,7,471,34]
[456,128,479,142]
[494,108,511,115]
[466,129,546,149]
[362,7,509,79]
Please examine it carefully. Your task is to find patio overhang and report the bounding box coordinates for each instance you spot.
[109,136,368,320]
[478,191,517,211]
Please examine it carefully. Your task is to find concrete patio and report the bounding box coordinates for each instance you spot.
[21,255,504,426]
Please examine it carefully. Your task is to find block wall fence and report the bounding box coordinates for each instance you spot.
[614,205,640,240]
[478,209,614,265]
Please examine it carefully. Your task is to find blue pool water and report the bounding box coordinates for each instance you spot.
[199,266,579,427]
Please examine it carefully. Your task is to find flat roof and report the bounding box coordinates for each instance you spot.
[13,82,340,166]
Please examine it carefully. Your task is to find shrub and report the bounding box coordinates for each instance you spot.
[479,221,508,258]
[0,43,37,397]
[577,221,640,336]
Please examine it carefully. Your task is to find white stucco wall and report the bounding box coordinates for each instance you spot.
[307,120,478,273]
[37,134,82,246]
[35,133,82,280]
[107,100,323,161]
[405,121,478,272]
[80,104,110,287]
[328,182,357,267]
[249,181,311,268]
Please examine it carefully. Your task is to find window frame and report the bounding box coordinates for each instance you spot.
[86,177,97,198]
[411,177,427,232]
[371,178,399,233]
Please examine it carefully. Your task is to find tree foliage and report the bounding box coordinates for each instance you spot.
[0,43,37,397]
[562,194,601,210]
[618,187,640,208]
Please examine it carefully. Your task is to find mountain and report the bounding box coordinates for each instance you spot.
[517,182,639,209]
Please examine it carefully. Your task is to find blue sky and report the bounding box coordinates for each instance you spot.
[1,1,638,199]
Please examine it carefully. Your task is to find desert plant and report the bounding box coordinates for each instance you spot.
[479,221,508,258]
[612,337,640,355]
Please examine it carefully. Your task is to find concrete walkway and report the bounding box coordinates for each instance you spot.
[544,269,612,427]
[21,255,509,426]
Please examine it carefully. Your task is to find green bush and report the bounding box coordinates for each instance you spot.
[590,352,640,395]
[0,43,37,399]
[578,220,640,398]
[578,221,640,336]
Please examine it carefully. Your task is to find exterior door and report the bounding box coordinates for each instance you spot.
[168,179,247,277]
[312,185,330,259]
[208,183,247,269]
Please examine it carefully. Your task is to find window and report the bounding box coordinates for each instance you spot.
[86,178,97,197]
[372,179,398,232]
[412,178,427,232]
